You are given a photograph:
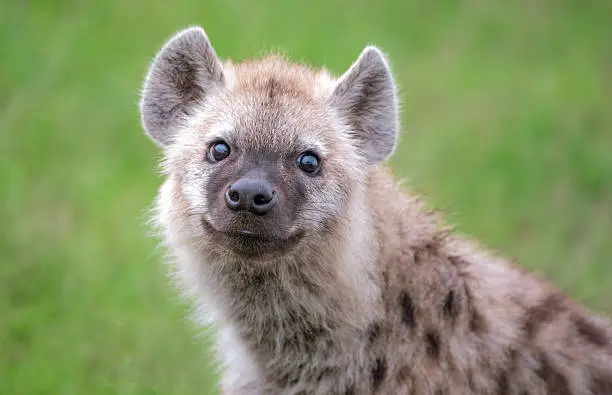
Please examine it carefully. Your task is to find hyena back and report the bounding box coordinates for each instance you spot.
[139,26,612,394]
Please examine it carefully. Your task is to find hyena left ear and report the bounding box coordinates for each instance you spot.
[329,46,399,164]
[140,26,225,147]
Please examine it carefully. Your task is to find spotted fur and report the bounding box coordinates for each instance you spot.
[140,26,612,395]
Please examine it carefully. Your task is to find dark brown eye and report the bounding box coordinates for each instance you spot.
[209,141,231,162]
[297,152,321,174]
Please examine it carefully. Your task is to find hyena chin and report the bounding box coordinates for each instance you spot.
[139,26,612,395]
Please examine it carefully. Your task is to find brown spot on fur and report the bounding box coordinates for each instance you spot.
[265,77,282,100]
[343,384,356,395]
[535,355,571,395]
[469,309,488,334]
[396,365,411,383]
[315,367,337,382]
[382,268,389,289]
[276,369,301,388]
[497,372,510,395]
[399,292,415,327]
[524,292,566,339]
[371,357,387,390]
[467,372,477,391]
[302,325,325,345]
[572,313,608,347]
[367,322,381,344]
[464,285,488,334]
[443,290,460,323]
[503,348,520,378]
[426,331,440,358]
[448,254,469,268]
[413,243,437,263]
[508,347,519,364]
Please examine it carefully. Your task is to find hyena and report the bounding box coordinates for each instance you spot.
[139,26,612,394]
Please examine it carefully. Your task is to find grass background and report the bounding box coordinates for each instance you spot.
[2,1,611,394]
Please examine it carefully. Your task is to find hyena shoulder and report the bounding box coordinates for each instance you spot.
[367,171,612,393]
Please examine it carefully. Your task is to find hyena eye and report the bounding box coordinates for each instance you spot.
[297,152,321,175]
[208,141,231,162]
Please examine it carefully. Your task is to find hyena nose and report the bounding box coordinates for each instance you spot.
[225,178,278,215]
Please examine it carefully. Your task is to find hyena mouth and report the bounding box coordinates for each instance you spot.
[200,218,305,257]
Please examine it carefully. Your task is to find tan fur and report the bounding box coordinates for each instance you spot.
[141,27,612,395]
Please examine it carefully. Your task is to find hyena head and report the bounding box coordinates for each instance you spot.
[140,26,399,261]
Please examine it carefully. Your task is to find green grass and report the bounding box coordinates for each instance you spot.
[2,1,611,394]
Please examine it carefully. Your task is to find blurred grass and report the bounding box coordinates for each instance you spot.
[1,0,611,394]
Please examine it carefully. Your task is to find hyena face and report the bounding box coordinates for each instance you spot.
[169,84,361,257]
[140,26,399,259]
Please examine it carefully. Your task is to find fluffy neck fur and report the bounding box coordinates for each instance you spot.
[211,170,381,346]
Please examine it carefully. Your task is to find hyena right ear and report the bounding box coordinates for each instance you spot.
[140,26,225,147]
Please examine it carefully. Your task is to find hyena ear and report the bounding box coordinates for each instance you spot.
[329,46,399,164]
[140,26,225,147]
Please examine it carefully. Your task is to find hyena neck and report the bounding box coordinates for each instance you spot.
[211,179,383,358]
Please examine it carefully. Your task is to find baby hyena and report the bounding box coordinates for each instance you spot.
[139,26,612,394]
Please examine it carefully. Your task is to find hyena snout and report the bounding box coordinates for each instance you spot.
[225,178,278,216]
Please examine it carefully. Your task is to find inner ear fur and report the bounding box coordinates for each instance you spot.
[329,46,399,164]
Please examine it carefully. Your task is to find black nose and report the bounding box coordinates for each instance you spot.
[225,178,278,215]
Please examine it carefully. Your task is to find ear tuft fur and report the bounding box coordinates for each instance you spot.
[140,26,225,147]
[329,46,399,164]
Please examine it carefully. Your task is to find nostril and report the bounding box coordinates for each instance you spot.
[225,187,243,211]
[228,189,240,203]
[253,192,273,206]
[251,190,277,215]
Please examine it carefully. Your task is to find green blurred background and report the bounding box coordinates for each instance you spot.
[2,1,611,394]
